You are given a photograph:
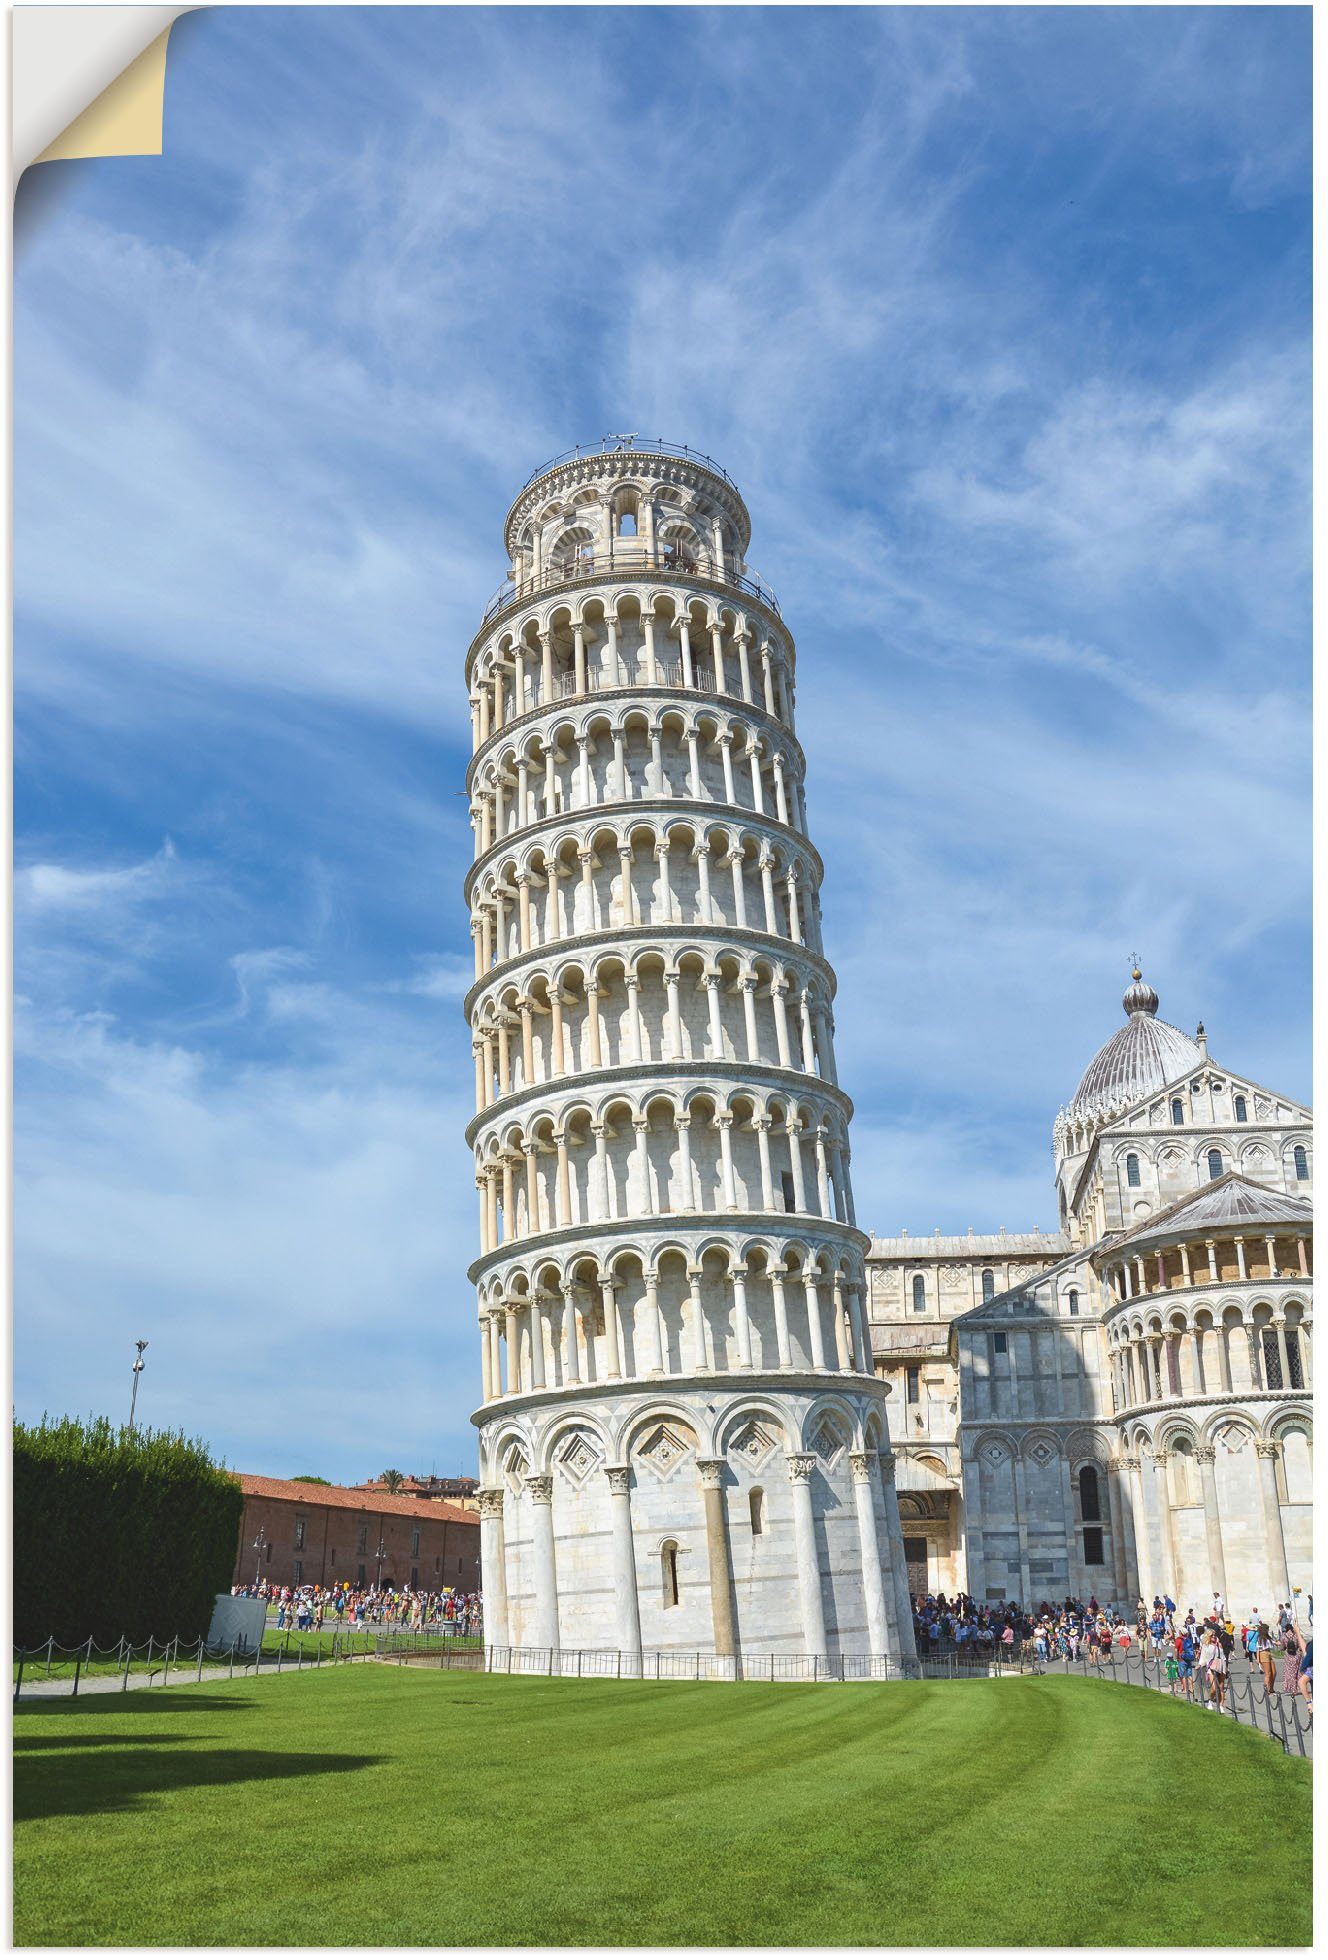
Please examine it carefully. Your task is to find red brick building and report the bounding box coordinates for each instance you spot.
[232,1475,480,1593]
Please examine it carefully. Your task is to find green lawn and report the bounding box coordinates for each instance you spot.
[13,1667,1310,1946]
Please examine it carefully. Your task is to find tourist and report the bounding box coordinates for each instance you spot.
[1200,1628,1227,1711]
[1280,1626,1303,1697]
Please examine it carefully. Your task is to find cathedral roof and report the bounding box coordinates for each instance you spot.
[867,1231,1066,1259]
[1064,967,1202,1130]
[1097,1171,1312,1258]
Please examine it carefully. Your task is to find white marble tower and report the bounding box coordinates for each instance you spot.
[466,440,917,1668]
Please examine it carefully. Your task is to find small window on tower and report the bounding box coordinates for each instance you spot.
[749,1488,765,1535]
[662,1541,680,1607]
[781,1171,797,1212]
[1234,1095,1248,1123]
[1067,1288,1080,1317]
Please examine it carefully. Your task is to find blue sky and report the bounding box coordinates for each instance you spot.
[14,5,1311,1485]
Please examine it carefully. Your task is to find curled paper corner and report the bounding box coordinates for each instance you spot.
[35,25,174,165]
[13,5,197,179]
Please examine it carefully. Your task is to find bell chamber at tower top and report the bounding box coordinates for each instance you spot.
[468,443,789,708]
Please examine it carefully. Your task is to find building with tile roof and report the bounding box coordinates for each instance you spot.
[230,1473,479,1593]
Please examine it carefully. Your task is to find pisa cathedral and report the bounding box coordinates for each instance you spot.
[463,442,1312,1662]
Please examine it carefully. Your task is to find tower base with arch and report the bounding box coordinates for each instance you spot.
[476,1378,917,1664]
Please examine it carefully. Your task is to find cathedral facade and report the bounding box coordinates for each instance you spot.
[867,971,1313,1616]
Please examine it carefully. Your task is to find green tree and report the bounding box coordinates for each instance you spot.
[380,1469,406,1493]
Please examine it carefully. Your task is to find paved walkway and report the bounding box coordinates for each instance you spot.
[14,1660,331,1701]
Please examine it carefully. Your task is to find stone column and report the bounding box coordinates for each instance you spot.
[526,1474,559,1651]
[1119,1454,1143,1600]
[802,1271,827,1370]
[528,1297,546,1390]
[1254,1440,1292,1603]
[786,1453,827,1656]
[878,1451,916,1663]
[605,1465,643,1668]
[849,1452,889,1660]
[560,1286,580,1385]
[644,1268,666,1376]
[1104,1458,1130,1604]
[477,1487,509,1649]
[697,1458,737,1660]
[600,1275,622,1380]
[770,1267,792,1367]
[731,1266,754,1369]
[1194,1445,1228,1604]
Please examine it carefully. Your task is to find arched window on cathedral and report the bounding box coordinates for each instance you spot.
[749,1488,765,1536]
[661,1541,680,1607]
[1171,1098,1185,1126]
[1207,1149,1223,1181]
[912,1273,926,1313]
[1067,1288,1079,1317]
[1079,1465,1101,1521]
[1234,1095,1248,1123]
[1126,1154,1141,1188]
[1294,1145,1309,1181]
[1260,1330,1283,1390]
[981,1269,995,1303]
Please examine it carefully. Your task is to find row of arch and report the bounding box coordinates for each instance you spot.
[469,591,795,746]
[468,702,806,851]
[480,1384,889,1483]
[1115,1139,1311,1189]
[1106,1297,1311,1410]
[475,1241,873,1398]
[1102,1230,1311,1301]
[1122,1410,1312,1509]
[510,466,748,571]
[468,820,824,975]
[470,950,839,1111]
[472,1087,858,1252]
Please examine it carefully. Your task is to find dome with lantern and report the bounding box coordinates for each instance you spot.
[1062,966,1202,1134]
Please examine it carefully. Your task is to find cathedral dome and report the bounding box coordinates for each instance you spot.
[1067,968,1202,1124]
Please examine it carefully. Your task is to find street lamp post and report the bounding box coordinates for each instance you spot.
[253,1527,268,1588]
[128,1341,149,1430]
[375,1539,387,1591]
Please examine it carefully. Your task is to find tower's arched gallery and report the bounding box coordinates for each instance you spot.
[465,442,1311,1659]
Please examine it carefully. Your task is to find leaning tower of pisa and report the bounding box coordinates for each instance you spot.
[466,440,917,1670]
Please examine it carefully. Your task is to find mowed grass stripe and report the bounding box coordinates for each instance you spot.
[13,1668,1310,1946]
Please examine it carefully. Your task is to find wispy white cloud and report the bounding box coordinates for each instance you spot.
[12,5,1309,1478]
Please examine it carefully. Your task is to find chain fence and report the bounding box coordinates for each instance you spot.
[16,1626,1310,1757]
[10,1625,463,1700]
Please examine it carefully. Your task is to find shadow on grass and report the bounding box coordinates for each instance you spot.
[16,1744,384,1821]
[14,1691,272,1718]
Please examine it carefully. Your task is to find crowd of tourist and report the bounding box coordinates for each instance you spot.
[231,1581,483,1636]
[911,1591,1312,1711]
